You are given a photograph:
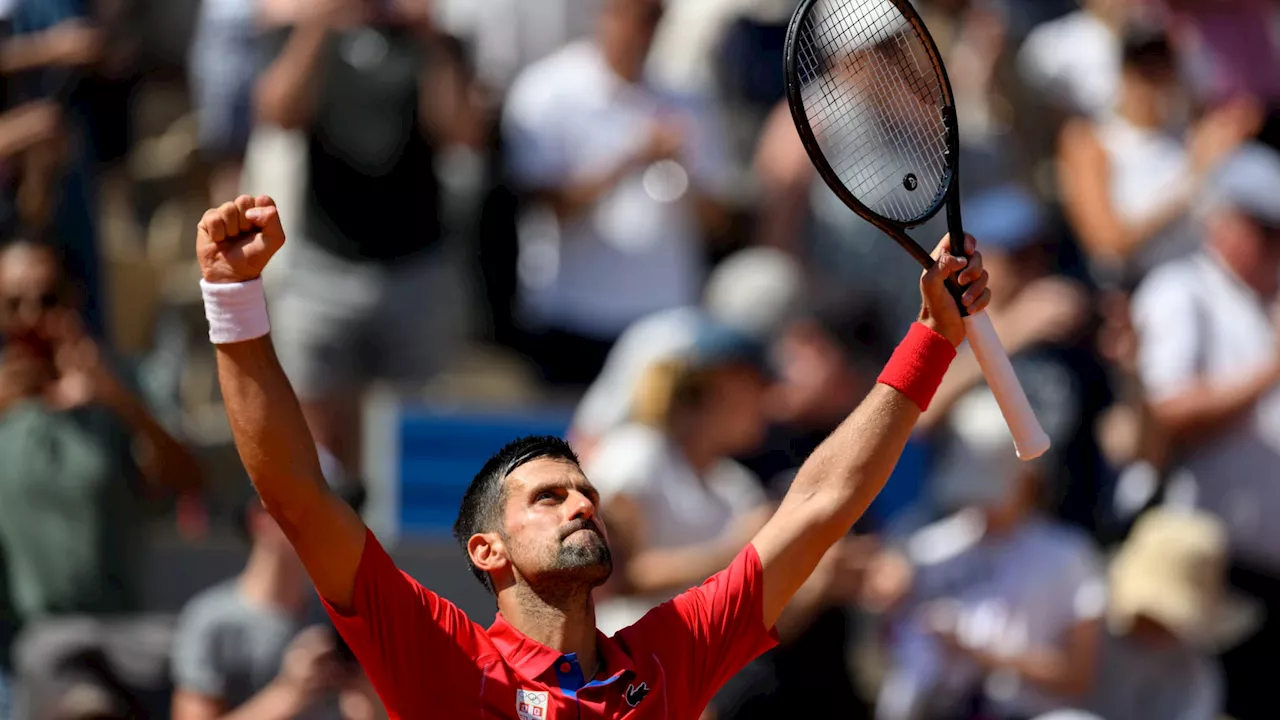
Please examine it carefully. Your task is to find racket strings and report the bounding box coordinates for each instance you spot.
[794,0,950,223]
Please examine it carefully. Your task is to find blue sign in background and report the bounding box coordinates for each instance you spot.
[390,406,930,538]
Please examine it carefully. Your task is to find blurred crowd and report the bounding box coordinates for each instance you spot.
[0,0,1278,718]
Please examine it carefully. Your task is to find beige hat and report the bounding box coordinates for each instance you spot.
[1108,509,1260,651]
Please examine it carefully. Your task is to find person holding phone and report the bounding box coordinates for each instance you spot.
[171,487,382,720]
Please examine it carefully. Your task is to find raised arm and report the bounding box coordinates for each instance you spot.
[750,235,990,629]
[197,195,367,610]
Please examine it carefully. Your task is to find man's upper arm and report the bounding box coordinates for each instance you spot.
[627,544,778,711]
[320,528,487,715]
[275,484,369,612]
[1132,271,1203,403]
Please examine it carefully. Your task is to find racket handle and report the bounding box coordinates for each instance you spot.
[962,312,1051,460]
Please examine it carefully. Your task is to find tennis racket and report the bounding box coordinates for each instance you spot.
[783,0,1050,459]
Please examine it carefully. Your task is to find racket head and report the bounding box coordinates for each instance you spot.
[784,0,960,266]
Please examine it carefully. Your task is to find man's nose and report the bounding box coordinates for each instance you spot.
[567,490,596,522]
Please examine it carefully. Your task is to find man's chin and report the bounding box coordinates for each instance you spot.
[554,545,613,583]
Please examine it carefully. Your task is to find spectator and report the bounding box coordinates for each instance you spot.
[871,386,1105,720]
[254,0,481,474]
[0,238,199,715]
[1017,0,1132,120]
[919,185,1112,535]
[0,2,106,338]
[1089,508,1257,720]
[1057,25,1259,291]
[1130,142,1280,720]
[171,490,381,720]
[569,246,805,461]
[502,0,735,387]
[586,317,774,636]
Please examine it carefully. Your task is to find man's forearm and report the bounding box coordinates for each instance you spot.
[752,319,958,628]
[255,25,331,129]
[215,336,329,520]
[539,154,647,221]
[104,388,203,492]
[1152,362,1280,441]
[219,682,310,720]
[790,384,922,541]
[0,33,68,73]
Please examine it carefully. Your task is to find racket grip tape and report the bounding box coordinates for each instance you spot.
[963,312,1051,460]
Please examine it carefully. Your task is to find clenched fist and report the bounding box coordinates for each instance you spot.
[197,195,286,284]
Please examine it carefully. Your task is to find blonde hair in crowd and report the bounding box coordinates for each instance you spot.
[631,358,718,429]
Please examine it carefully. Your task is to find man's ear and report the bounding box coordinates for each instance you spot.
[468,532,508,578]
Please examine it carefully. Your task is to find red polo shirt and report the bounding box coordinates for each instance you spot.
[323,529,779,719]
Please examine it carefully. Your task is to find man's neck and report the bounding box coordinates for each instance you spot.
[599,40,644,86]
[238,548,307,614]
[499,587,600,677]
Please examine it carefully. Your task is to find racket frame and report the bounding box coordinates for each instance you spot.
[782,0,1051,460]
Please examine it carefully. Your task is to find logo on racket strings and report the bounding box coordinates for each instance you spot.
[903,174,918,191]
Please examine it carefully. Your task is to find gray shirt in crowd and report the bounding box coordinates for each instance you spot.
[171,580,342,719]
[1087,631,1221,720]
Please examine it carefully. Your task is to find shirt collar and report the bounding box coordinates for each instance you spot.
[488,612,637,683]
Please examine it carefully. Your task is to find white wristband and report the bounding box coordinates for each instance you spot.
[201,278,270,345]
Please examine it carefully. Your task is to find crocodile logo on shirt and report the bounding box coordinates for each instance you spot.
[624,682,650,707]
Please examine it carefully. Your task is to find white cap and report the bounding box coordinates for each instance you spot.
[704,246,805,340]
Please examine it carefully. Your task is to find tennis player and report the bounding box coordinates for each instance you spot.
[196,194,989,719]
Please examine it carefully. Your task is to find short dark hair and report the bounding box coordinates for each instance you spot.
[453,435,581,593]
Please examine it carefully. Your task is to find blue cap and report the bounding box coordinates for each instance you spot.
[684,315,775,377]
[963,185,1046,253]
[1205,143,1280,228]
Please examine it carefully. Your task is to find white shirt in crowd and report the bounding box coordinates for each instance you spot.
[1133,251,1280,572]
[585,423,767,635]
[877,513,1106,720]
[503,40,732,340]
[433,0,603,91]
[1087,630,1222,720]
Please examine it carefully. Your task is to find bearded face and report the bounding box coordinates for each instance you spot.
[496,459,614,595]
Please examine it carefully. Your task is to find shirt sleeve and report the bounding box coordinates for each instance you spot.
[501,72,570,188]
[1132,269,1203,403]
[321,529,489,716]
[170,601,227,698]
[626,543,779,712]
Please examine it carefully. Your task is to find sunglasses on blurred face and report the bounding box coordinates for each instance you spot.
[3,291,60,316]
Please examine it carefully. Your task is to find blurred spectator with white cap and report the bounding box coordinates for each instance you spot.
[569,245,804,461]
[1086,508,1257,720]
[1131,141,1280,719]
[587,315,776,636]
[919,184,1112,536]
[868,385,1105,720]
